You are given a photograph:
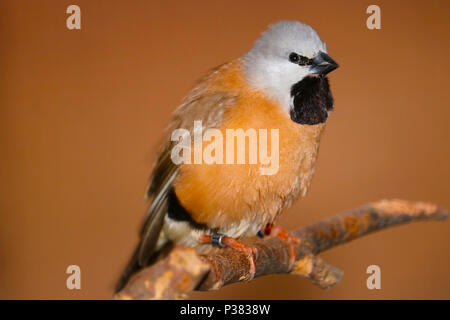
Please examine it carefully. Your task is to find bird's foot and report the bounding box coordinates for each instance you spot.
[198,234,257,281]
[263,224,300,269]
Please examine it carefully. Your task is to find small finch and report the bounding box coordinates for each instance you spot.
[116,20,339,292]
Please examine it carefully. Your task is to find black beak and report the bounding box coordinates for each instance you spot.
[309,51,339,75]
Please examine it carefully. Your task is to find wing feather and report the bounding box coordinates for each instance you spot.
[136,66,238,266]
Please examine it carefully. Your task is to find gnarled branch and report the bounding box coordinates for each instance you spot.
[114,199,448,300]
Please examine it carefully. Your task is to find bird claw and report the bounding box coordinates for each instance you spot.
[265,225,300,269]
[198,234,257,281]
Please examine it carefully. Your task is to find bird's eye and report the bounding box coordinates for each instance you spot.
[289,52,311,66]
[289,52,299,63]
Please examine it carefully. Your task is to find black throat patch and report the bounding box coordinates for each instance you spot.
[290,75,334,125]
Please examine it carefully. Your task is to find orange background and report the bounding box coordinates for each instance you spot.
[0,0,449,299]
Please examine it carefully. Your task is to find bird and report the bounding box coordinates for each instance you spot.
[115,20,339,292]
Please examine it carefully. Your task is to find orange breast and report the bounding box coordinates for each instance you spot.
[173,61,325,231]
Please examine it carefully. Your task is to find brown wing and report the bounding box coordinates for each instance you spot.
[115,63,239,293]
[137,78,238,266]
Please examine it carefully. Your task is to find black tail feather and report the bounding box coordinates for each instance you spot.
[115,244,141,293]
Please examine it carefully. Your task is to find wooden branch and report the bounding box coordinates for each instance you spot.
[114,199,448,300]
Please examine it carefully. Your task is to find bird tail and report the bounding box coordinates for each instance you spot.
[114,239,170,293]
[114,244,141,293]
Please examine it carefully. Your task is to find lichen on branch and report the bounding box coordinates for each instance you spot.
[114,199,448,300]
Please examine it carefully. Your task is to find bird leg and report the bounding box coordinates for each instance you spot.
[198,234,257,280]
[262,223,300,269]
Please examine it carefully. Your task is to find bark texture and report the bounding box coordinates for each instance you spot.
[115,199,448,299]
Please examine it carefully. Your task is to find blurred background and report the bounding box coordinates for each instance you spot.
[0,0,448,299]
